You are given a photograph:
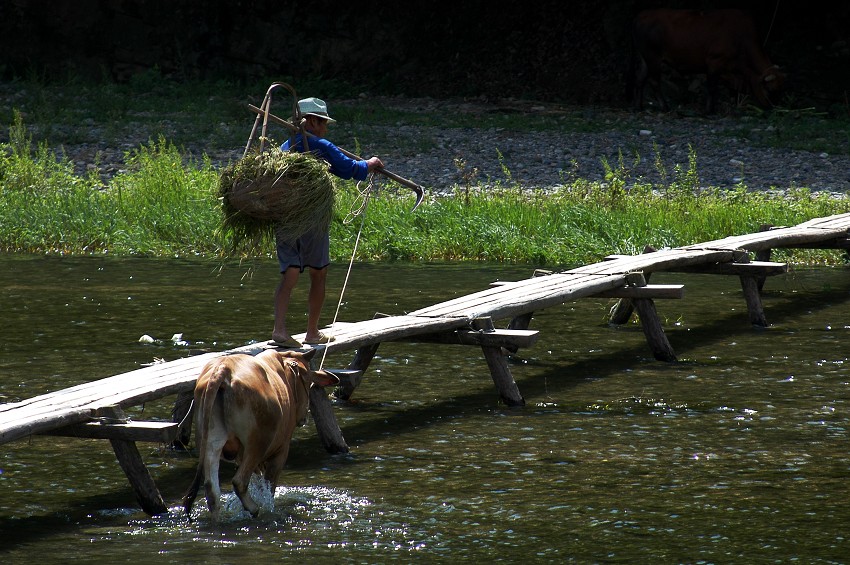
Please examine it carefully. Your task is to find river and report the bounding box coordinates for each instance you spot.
[1,254,848,563]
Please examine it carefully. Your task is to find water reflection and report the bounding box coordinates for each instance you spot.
[1,255,849,561]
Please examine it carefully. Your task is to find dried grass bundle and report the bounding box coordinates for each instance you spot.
[218,147,335,247]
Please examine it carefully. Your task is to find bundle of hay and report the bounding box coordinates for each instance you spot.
[218,147,335,246]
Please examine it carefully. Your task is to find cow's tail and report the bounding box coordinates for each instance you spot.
[181,361,228,519]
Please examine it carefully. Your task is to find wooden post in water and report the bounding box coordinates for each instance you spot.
[472,317,525,406]
[309,384,349,454]
[306,350,349,454]
[171,388,194,449]
[504,312,533,355]
[627,272,677,362]
[732,252,769,327]
[100,406,168,515]
[609,245,657,325]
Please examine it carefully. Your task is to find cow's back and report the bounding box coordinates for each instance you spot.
[634,9,757,73]
[631,8,782,111]
[224,351,301,454]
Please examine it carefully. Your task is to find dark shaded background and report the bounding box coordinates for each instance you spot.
[2,0,848,111]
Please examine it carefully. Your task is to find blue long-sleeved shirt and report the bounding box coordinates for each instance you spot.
[281,134,369,181]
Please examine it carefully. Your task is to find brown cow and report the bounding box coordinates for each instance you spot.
[181,348,338,520]
[631,9,785,113]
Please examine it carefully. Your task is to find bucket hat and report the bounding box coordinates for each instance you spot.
[297,97,336,123]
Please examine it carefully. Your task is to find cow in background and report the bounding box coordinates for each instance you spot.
[631,8,786,113]
[181,348,338,520]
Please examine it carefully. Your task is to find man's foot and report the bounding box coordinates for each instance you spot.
[270,335,302,348]
[303,331,335,345]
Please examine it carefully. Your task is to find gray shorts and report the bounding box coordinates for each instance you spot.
[276,226,330,273]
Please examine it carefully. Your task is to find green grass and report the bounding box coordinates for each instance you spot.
[2,76,850,267]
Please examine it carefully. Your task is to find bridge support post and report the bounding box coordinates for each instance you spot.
[633,298,677,362]
[740,276,768,327]
[171,388,194,450]
[504,312,533,355]
[309,384,349,454]
[732,251,769,327]
[472,318,525,406]
[100,406,168,515]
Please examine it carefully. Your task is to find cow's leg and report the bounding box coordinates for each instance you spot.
[231,451,264,517]
[633,54,650,110]
[202,417,228,519]
[262,443,291,488]
[645,63,668,111]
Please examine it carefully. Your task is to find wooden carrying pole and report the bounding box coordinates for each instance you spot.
[247,104,425,211]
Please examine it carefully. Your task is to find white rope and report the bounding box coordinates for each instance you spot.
[319,175,377,369]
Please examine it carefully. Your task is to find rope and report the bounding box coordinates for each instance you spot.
[763,0,780,47]
[319,174,378,369]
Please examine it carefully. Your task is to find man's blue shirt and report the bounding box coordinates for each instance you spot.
[282,134,369,181]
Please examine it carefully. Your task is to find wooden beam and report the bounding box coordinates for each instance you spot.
[592,284,684,299]
[324,369,364,388]
[334,343,380,401]
[609,269,651,325]
[781,236,850,250]
[399,328,539,348]
[44,419,179,443]
[669,261,788,276]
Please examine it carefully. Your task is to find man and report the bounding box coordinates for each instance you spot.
[272,97,384,347]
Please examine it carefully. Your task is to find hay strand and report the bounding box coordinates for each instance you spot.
[218,147,335,249]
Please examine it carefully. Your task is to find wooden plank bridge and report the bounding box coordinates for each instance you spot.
[2,212,850,514]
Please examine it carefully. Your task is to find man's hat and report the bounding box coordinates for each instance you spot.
[297,97,336,123]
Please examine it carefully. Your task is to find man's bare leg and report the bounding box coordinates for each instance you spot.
[304,266,328,343]
[272,267,300,343]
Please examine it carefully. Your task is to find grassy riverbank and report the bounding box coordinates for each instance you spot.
[1,76,850,267]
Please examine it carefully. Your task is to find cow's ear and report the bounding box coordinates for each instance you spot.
[310,369,339,388]
[299,348,318,363]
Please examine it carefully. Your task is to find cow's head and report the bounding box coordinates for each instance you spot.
[275,348,340,426]
[759,65,787,105]
[763,65,786,90]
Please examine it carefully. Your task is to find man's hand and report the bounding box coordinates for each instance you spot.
[366,156,384,172]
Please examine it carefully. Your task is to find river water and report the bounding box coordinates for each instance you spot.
[1,254,848,563]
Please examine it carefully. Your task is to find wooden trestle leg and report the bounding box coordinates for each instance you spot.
[171,388,194,449]
[101,406,168,515]
[633,298,678,362]
[472,317,525,406]
[309,384,349,454]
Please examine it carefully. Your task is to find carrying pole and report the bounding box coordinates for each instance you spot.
[247,103,425,212]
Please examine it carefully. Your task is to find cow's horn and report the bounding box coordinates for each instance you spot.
[300,348,318,362]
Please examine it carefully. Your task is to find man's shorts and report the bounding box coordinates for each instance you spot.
[276,226,330,273]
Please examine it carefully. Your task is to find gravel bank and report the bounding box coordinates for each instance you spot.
[55,96,850,198]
